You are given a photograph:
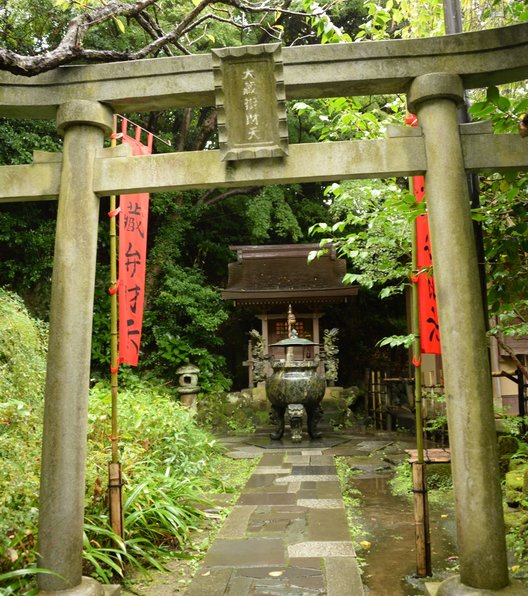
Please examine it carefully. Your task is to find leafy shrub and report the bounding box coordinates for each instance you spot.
[0,289,46,579]
[82,377,251,582]
[0,292,255,589]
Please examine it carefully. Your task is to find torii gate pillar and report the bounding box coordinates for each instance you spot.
[37,100,114,594]
[409,74,511,593]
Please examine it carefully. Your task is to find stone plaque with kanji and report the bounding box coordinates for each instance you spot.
[212,43,288,161]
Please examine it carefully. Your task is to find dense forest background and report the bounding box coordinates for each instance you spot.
[1,0,527,392]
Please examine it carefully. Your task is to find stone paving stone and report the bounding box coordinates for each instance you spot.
[356,440,393,452]
[226,450,262,459]
[253,583,323,595]
[288,557,324,569]
[270,504,308,515]
[225,574,253,595]
[276,474,338,484]
[238,492,299,505]
[284,455,311,464]
[296,490,318,500]
[297,498,344,509]
[307,509,351,541]
[289,575,326,590]
[248,519,291,534]
[185,567,233,596]
[288,541,356,558]
[285,519,308,545]
[217,505,256,539]
[260,453,288,466]
[204,538,286,567]
[287,481,302,493]
[252,466,292,475]
[302,450,323,455]
[291,465,337,475]
[245,474,287,489]
[251,505,306,519]
[301,481,317,490]
[324,557,364,596]
[309,455,335,466]
[315,481,343,499]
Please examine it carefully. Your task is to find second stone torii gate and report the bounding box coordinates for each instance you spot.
[1,23,528,596]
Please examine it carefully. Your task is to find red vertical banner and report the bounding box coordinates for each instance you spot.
[407,114,441,355]
[116,118,153,366]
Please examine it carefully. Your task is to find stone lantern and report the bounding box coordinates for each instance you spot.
[176,364,200,407]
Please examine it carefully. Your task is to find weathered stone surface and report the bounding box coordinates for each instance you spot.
[252,466,292,475]
[291,465,337,475]
[414,72,509,589]
[217,505,256,539]
[297,499,343,509]
[276,475,337,484]
[324,557,364,596]
[204,538,286,567]
[307,509,351,542]
[238,492,298,505]
[186,568,233,596]
[287,541,356,558]
[1,23,527,117]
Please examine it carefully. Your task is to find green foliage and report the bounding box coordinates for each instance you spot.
[0,295,255,587]
[196,390,270,435]
[0,119,61,314]
[309,179,420,297]
[466,86,528,340]
[293,95,406,142]
[0,290,46,586]
[82,377,256,582]
[389,461,453,504]
[0,0,64,54]
[355,0,445,40]
[302,0,352,43]
[376,334,415,349]
[246,186,304,242]
[0,289,48,407]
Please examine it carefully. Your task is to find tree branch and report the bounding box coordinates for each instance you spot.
[495,334,528,382]
[0,0,308,76]
[200,186,260,206]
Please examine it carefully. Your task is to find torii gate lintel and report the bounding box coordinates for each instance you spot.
[1,124,527,203]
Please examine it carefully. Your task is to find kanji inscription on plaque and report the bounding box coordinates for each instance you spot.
[212,43,288,161]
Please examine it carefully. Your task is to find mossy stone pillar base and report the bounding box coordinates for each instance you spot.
[38,101,113,592]
[38,576,121,595]
[408,74,509,590]
[427,576,527,595]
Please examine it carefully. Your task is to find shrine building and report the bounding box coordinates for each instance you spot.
[221,244,358,385]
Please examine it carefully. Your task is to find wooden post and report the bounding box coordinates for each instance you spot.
[412,462,432,577]
[108,462,123,539]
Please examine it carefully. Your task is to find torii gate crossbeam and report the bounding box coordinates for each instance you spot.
[1,23,528,596]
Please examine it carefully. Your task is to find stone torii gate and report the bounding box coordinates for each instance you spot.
[1,23,528,596]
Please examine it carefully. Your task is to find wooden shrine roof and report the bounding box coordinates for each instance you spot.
[221,244,358,305]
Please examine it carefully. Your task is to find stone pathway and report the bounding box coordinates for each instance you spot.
[186,445,364,596]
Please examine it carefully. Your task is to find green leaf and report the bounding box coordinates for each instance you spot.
[486,86,500,103]
[113,17,125,34]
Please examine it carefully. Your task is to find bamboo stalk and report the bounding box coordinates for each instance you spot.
[108,127,124,540]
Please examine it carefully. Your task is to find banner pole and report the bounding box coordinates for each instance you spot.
[108,122,124,540]
[410,176,432,577]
